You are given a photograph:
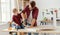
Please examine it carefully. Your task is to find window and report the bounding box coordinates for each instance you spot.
[0,0,24,23]
[1,0,11,22]
[0,0,15,23]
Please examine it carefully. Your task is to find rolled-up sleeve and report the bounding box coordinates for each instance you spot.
[33,9,39,20]
[22,5,29,14]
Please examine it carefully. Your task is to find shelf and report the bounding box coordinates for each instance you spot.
[41,20,53,23]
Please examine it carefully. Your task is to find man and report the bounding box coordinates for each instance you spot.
[22,1,39,27]
[29,1,39,27]
[22,1,39,35]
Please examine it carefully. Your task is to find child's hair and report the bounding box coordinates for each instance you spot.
[13,8,18,13]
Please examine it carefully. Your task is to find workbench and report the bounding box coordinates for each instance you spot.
[2,26,60,35]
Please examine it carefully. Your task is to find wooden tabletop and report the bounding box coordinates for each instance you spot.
[2,26,60,33]
[3,28,17,32]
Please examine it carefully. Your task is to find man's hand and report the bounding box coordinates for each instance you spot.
[16,24,19,26]
[26,25,33,28]
[29,26,33,28]
[31,19,36,27]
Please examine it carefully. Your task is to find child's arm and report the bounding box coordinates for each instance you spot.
[8,20,13,27]
[8,21,13,24]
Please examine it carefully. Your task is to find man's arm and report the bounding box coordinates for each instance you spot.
[30,19,36,27]
[30,9,39,27]
[21,12,27,27]
[21,12,27,20]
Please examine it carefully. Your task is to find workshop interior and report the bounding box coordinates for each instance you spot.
[0,0,60,35]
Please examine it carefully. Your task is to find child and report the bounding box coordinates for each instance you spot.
[8,8,24,35]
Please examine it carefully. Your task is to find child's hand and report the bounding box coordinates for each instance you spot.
[8,21,12,24]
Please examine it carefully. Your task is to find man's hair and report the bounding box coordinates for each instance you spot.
[30,1,36,8]
[13,8,18,13]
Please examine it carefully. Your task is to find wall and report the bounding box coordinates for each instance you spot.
[36,0,60,9]
[35,0,60,35]
[34,0,60,25]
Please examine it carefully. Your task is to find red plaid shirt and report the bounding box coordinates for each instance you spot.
[12,13,22,26]
[22,5,39,26]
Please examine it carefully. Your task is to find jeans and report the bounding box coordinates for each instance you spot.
[15,25,24,30]
[9,24,24,35]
